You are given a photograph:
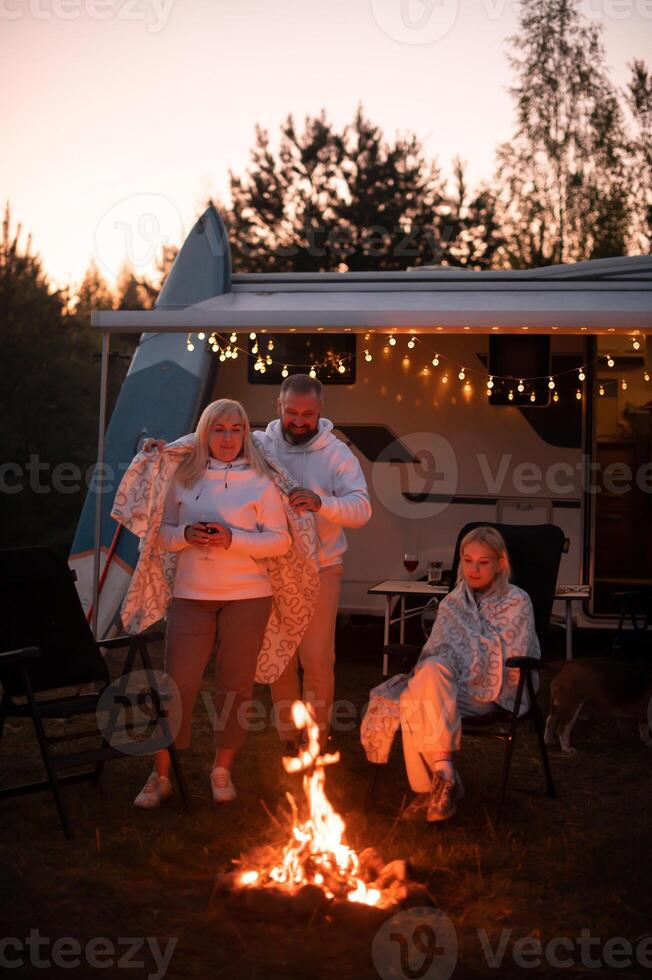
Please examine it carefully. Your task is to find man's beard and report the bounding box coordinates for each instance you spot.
[282,421,319,446]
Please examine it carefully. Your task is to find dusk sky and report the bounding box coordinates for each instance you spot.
[2,0,651,290]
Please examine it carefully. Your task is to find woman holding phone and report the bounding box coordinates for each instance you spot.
[134,398,291,809]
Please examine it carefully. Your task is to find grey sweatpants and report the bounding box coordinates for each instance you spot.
[163,595,273,751]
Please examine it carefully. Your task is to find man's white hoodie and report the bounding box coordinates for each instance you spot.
[253,419,371,569]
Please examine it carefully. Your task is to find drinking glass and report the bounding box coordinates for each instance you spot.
[403,553,418,575]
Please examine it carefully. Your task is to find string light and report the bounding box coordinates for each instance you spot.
[599,384,605,396]
[578,369,586,382]
[441,373,449,384]
[458,368,466,381]
[553,391,560,403]
[407,338,416,349]
[487,376,494,389]
[607,355,615,368]
[338,362,346,374]
[309,368,317,378]
[530,392,536,403]
[432,355,440,367]
[186,333,194,352]
[266,355,272,366]
[548,377,555,390]
[197,332,206,341]
[645,372,651,382]
[267,340,274,351]
[230,332,237,344]
[281,365,289,378]
[517,380,525,393]
[508,390,514,401]
[576,389,582,400]
[364,349,372,362]
[388,335,397,346]
[621,379,628,391]
[252,343,259,354]
[632,338,641,351]
[249,332,256,340]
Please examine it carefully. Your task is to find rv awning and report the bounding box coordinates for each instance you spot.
[93,254,652,333]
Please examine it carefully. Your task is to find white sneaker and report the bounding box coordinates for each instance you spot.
[210,766,236,802]
[134,772,172,809]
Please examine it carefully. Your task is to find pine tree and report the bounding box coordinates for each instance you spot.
[626,59,652,253]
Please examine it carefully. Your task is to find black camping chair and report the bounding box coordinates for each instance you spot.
[367,522,566,819]
[611,587,652,658]
[0,547,189,838]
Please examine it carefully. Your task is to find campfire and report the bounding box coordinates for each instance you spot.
[216,701,430,922]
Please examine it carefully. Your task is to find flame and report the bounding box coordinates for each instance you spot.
[239,701,382,907]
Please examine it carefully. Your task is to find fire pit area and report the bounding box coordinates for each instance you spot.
[214,702,433,925]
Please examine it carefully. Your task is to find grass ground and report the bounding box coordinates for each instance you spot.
[1,617,651,980]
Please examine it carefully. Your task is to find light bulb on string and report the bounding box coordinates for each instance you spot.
[364,349,372,362]
[607,355,615,368]
[338,362,346,374]
[407,338,415,349]
[281,365,289,378]
[364,332,370,342]
[632,338,641,351]
[388,335,396,346]
[487,376,494,389]
[252,343,259,354]
[309,368,317,379]
[197,332,206,341]
[578,369,586,382]
[212,343,219,353]
[508,390,514,402]
[576,389,582,400]
[621,379,628,391]
[249,332,256,340]
[548,377,555,390]
[232,350,238,359]
[441,373,449,384]
[267,340,274,351]
[260,364,266,374]
[645,372,651,383]
[186,334,194,352]
[553,391,560,403]
[517,380,525,393]
[599,384,605,396]
[219,353,226,363]
[230,332,237,344]
[530,392,536,403]
[432,354,440,367]
[458,368,466,381]
[266,355,272,366]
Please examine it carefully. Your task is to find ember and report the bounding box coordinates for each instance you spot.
[218,701,429,920]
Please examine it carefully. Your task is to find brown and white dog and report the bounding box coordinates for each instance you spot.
[544,658,652,754]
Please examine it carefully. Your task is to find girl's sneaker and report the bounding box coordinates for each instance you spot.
[211,767,236,802]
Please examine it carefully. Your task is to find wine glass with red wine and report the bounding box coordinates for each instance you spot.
[403,553,418,575]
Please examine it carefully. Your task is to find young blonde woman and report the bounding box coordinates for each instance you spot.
[399,526,540,821]
[134,399,291,809]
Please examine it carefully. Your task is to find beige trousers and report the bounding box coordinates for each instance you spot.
[400,658,496,792]
[164,595,273,751]
[270,563,343,744]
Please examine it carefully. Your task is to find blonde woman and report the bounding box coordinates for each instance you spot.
[398,527,539,822]
[134,399,291,809]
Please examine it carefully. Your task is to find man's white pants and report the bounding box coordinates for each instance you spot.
[399,659,496,792]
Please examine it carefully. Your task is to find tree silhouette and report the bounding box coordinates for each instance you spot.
[495,0,631,267]
[224,106,502,273]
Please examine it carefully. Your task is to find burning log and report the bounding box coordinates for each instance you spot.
[219,701,428,921]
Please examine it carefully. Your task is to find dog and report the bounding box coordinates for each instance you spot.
[544,658,652,754]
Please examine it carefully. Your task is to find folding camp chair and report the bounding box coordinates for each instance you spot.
[0,547,189,838]
[367,523,566,818]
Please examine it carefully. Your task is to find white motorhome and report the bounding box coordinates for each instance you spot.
[76,207,652,638]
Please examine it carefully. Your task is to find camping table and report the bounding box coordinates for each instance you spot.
[368,581,591,675]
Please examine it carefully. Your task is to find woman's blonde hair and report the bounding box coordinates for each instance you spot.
[175,398,279,487]
[456,525,511,593]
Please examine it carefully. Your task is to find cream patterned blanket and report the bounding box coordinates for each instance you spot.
[361,581,540,763]
[110,437,320,683]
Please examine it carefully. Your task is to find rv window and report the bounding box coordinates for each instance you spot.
[488,336,551,406]
[247,334,356,385]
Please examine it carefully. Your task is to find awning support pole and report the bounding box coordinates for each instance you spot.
[92,331,110,640]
